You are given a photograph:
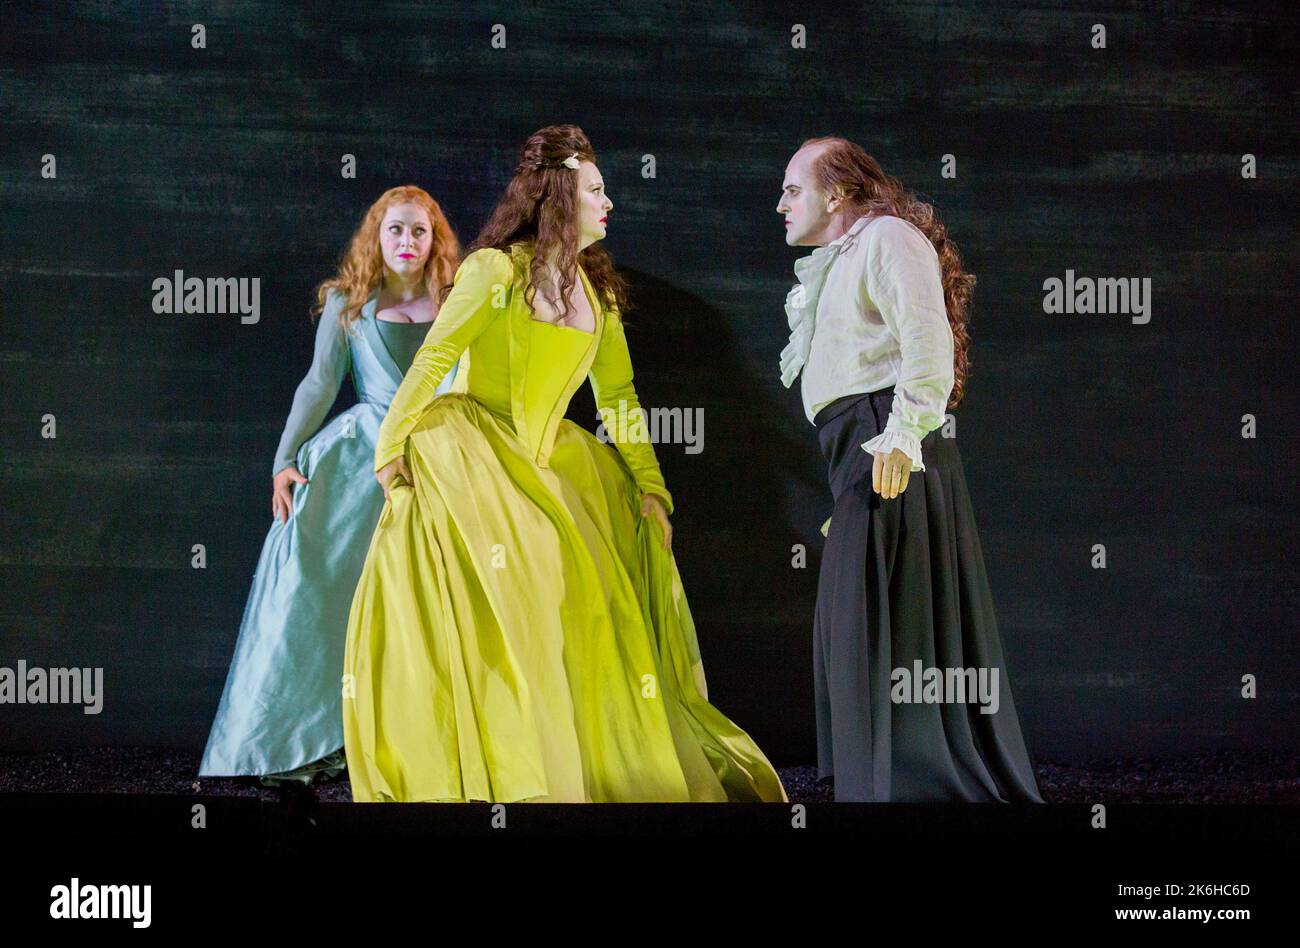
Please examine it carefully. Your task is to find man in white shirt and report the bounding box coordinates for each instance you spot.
[779,145,954,488]
[777,136,1043,803]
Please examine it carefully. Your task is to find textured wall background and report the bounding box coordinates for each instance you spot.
[1,1,1295,766]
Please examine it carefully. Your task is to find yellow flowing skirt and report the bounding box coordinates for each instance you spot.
[342,393,787,803]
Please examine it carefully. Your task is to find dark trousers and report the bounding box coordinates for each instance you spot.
[812,388,1044,802]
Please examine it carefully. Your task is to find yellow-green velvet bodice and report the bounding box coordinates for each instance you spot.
[374,244,675,515]
[522,319,595,447]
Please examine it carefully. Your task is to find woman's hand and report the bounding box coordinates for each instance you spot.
[641,493,673,551]
[272,465,309,523]
[871,447,912,499]
[376,455,413,501]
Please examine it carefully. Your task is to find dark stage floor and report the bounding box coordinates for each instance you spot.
[0,747,1295,803]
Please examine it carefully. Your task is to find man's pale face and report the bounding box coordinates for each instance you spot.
[777,146,840,247]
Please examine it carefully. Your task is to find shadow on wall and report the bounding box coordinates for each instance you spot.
[564,267,826,765]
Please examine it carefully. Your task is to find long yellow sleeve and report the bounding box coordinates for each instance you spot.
[588,306,676,516]
[374,248,514,472]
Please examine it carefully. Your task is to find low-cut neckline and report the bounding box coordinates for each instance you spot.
[526,257,598,336]
[529,317,593,336]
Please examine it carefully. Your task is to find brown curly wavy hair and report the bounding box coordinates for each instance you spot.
[801,137,975,408]
[461,124,630,321]
[310,185,462,329]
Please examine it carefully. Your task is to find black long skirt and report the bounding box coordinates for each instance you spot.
[812,387,1044,802]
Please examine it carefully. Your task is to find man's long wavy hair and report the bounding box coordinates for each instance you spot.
[462,124,630,321]
[802,137,975,408]
[311,185,462,329]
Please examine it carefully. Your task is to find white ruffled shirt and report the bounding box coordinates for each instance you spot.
[780,214,955,472]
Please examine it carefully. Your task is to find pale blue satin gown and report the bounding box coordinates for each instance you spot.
[200,287,460,778]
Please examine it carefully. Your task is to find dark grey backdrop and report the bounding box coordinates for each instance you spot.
[2,1,1296,767]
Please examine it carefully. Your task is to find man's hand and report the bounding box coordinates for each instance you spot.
[641,493,673,551]
[871,447,912,499]
[376,455,413,501]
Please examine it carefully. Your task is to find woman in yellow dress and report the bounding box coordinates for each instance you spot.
[342,125,787,803]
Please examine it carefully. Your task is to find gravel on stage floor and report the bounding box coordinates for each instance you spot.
[0,747,1296,803]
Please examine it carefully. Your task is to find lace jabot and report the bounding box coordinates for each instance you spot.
[778,215,872,388]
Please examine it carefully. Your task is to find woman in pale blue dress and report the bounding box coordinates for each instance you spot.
[200,186,466,782]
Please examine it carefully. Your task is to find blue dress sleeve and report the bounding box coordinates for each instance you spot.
[272,291,352,475]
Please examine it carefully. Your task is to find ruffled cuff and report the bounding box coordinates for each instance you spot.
[861,429,925,472]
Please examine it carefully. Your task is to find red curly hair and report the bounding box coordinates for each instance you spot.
[311,185,462,328]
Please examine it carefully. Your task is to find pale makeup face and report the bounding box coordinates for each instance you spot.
[777,145,844,247]
[379,202,434,278]
[576,160,613,250]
